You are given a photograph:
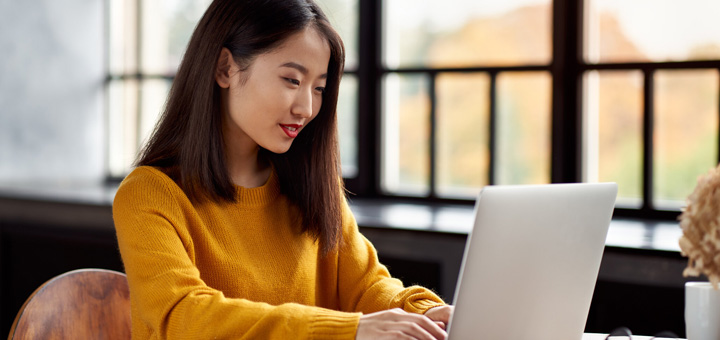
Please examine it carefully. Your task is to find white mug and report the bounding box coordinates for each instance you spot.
[685,282,720,340]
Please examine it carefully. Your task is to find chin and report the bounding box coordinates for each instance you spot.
[264,143,293,154]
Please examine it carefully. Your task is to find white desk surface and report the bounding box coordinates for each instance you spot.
[584,333,684,339]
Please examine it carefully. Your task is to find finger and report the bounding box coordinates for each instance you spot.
[426,306,454,324]
[384,321,437,340]
[403,313,447,340]
[434,321,446,330]
[383,311,446,339]
[361,309,447,340]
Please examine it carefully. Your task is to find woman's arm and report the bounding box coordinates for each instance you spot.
[335,198,447,315]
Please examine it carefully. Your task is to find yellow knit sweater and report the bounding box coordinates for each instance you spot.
[113,166,445,339]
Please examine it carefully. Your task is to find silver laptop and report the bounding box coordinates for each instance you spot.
[447,182,618,340]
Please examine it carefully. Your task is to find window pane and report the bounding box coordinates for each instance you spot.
[141,0,211,74]
[585,0,720,63]
[496,72,551,185]
[316,0,358,70]
[108,80,139,177]
[382,74,430,195]
[108,0,137,74]
[108,79,170,177]
[436,73,491,198]
[338,75,358,177]
[583,71,643,207]
[384,0,552,68]
[654,70,718,208]
[140,79,171,147]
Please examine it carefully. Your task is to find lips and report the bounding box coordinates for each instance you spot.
[280,124,302,138]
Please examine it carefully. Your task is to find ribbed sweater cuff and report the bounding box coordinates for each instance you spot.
[309,309,361,340]
[411,299,446,314]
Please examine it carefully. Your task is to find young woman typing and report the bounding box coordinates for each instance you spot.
[113,0,453,338]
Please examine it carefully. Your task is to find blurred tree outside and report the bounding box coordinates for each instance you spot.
[391,3,719,205]
[394,4,553,196]
[392,75,431,194]
[436,74,490,197]
[654,70,717,205]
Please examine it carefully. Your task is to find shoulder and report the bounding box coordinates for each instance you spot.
[113,166,189,212]
[119,166,174,187]
[115,166,177,197]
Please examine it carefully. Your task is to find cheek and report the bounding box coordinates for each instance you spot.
[227,85,270,124]
[227,94,248,125]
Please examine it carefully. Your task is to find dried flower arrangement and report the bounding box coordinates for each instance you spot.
[679,164,720,289]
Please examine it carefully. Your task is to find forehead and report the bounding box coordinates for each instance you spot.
[255,27,331,75]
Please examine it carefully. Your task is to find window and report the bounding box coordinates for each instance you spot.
[345,0,720,220]
[107,0,720,220]
[107,0,212,177]
[378,0,553,200]
[582,0,720,216]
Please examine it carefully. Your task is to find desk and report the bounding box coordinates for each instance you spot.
[584,334,685,339]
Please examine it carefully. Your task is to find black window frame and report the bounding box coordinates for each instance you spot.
[343,0,720,221]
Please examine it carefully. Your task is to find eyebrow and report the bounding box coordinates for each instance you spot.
[280,62,327,79]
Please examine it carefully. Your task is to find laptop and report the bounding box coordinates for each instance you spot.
[447,182,618,340]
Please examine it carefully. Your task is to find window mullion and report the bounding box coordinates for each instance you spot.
[488,72,498,185]
[642,70,655,211]
[428,73,437,198]
[349,0,381,196]
[551,0,583,184]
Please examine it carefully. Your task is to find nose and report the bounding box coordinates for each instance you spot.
[291,88,314,118]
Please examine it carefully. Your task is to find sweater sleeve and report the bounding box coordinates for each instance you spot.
[113,168,360,340]
[335,197,446,315]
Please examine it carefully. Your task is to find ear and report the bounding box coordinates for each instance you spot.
[215,47,237,89]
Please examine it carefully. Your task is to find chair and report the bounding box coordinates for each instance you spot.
[7,268,131,340]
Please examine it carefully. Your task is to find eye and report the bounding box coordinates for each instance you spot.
[284,78,300,86]
[315,86,326,94]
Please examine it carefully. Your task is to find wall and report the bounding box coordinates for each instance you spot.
[0,0,105,182]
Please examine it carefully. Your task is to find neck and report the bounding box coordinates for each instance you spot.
[226,148,271,188]
[223,127,271,188]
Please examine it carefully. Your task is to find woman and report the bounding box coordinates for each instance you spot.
[113,0,453,339]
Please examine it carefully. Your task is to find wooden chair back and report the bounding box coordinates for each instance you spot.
[7,268,131,340]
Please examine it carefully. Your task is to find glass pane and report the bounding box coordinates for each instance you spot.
[382,74,430,195]
[139,79,171,147]
[108,0,138,74]
[496,72,551,185]
[338,75,358,177]
[141,0,212,74]
[108,80,139,177]
[583,70,643,207]
[585,0,720,63]
[654,70,718,208]
[384,0,552,68]
[436,73,491,198]
[316,0,359,70]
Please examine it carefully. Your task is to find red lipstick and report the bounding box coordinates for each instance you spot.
[280,124,302,138]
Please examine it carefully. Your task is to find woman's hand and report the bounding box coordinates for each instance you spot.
[424,305,455,330]
[356,308,447,340]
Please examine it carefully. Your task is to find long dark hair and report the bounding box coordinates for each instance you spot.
[136,0,345,254]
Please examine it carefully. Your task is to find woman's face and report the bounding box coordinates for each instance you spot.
[217,26,331,155]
